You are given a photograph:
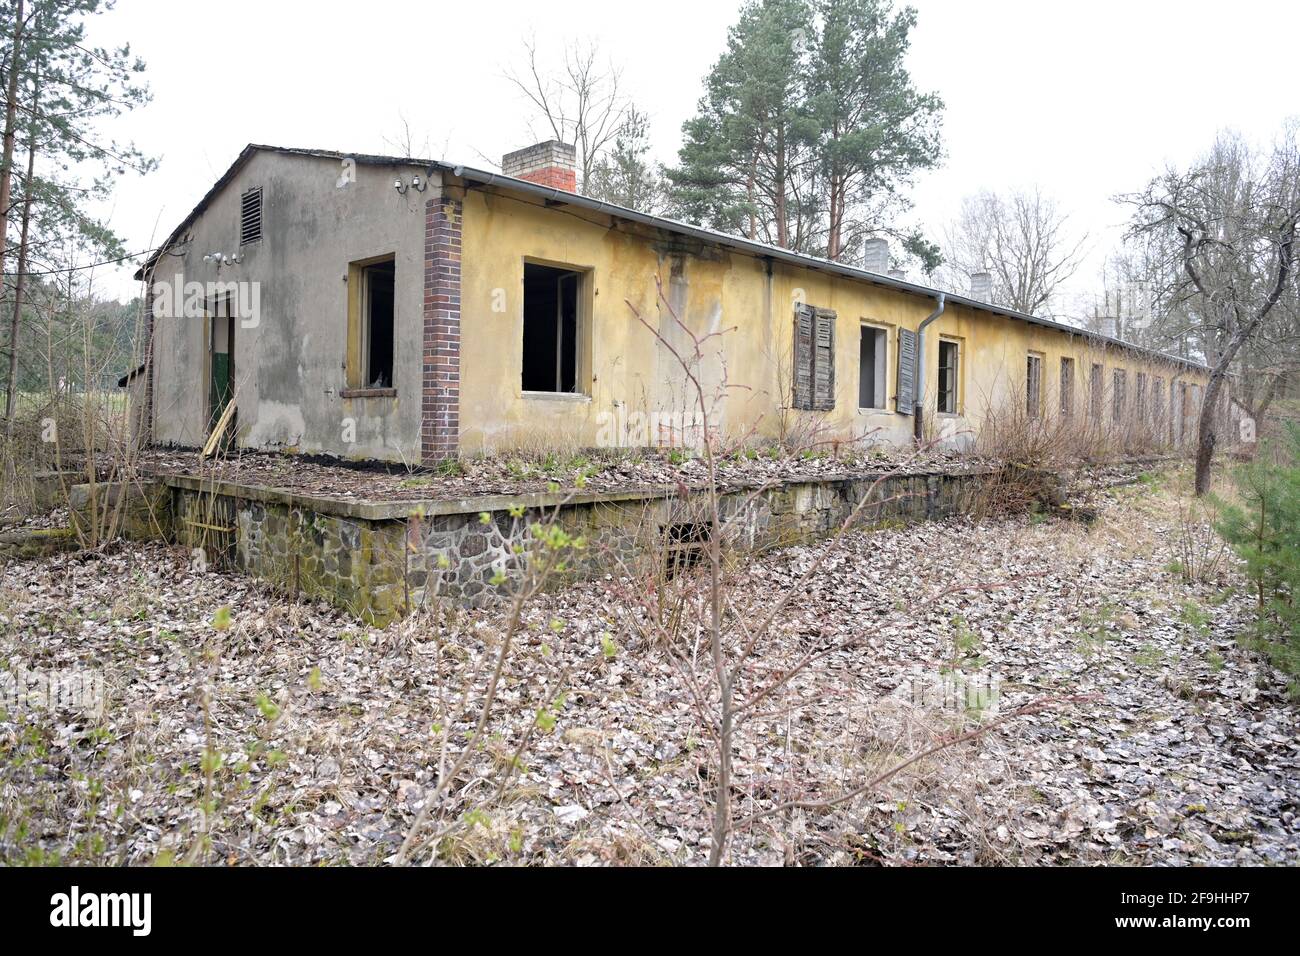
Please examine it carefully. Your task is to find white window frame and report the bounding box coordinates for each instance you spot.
[858,321,890,411]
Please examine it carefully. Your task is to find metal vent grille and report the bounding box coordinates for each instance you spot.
[240,187,262,245]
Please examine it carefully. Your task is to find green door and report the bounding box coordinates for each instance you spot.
[209,351,231,430]
[208,307,235,438]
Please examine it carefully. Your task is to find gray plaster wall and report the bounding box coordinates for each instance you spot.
[149,151,439,461]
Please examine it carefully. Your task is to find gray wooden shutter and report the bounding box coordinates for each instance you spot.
[813,308,836,410]
[793,304,814,409]
[896,327,917,413]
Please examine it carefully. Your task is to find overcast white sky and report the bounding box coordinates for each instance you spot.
[89,0,1300,309]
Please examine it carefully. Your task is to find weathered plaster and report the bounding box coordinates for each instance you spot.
[147,149,1209,461]
[150,151,440,461]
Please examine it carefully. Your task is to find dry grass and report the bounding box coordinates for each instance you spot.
[1170,500,1232,585]
[974,385,1171,469]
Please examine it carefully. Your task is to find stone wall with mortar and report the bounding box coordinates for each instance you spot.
[172,486,409,623]
[68,481,173,542]
[142,468,992,625]
[42,471,992,623]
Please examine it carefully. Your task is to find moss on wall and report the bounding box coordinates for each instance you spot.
[154,468,991,626]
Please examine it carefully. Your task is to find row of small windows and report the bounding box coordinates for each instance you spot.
[846,312,1195,427]
[804,310,964,415]
[337,269,1197,418]
[1039,355,1198,430]
[816,308,1197,423]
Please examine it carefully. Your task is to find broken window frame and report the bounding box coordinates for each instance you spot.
[1026,351,1044,419]
[521,259,590,397]
[205,294,236,434]
[345,253,397,393]
[1059,356,1075,419]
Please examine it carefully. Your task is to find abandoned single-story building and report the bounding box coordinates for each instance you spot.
[131,141,1211,464]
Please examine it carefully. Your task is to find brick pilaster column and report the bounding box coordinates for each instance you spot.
[422,197,462,463]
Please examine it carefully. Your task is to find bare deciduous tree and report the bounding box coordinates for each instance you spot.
[1126,128,1300,496]
[1227,275,1300,437]
[1078,249,1162,348]
[940,188,1088,317]
[621,274,1074,865]
[504,36,627,192]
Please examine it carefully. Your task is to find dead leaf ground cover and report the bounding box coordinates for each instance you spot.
[131,445,989,503]
[0,467,1295,865]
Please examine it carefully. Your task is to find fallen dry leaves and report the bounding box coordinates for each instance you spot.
[0,469,1295,866]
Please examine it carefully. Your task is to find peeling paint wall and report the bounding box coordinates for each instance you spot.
[149,151,1208,462]
[150,152,438,461]
[454,181,1209,454]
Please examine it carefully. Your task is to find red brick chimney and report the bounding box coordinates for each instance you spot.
[502,140,577,192]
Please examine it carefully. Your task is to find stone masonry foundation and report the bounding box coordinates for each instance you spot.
[68,468,993,626]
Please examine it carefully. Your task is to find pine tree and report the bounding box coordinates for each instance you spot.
[667,0,821,250]
[584,107,667,214]
[1217,423,1300,695]
[808,0,941,265]
[667,0,941,266]
[1,0,154,421]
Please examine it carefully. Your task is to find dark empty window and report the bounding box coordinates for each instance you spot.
[1026,353,1043,418]
[858,325,887,409]
[663,522,709,579]
[363,260,395,388]
[523,263,580,393]
[240,187,263,245]
[937,339,959,414]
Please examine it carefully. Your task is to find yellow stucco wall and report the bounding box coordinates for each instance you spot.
[454,179,1209,455]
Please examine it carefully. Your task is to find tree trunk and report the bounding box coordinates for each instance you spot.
[745,164,756,241]
[1252,374,1282,426]
[1189,222,1295,495]
[774,125,789,248]
[4,130,35,425]
[1193,369,1224,496]
[826,178,842,261]
[1194,324,1257,495]
[0,0,25,271]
